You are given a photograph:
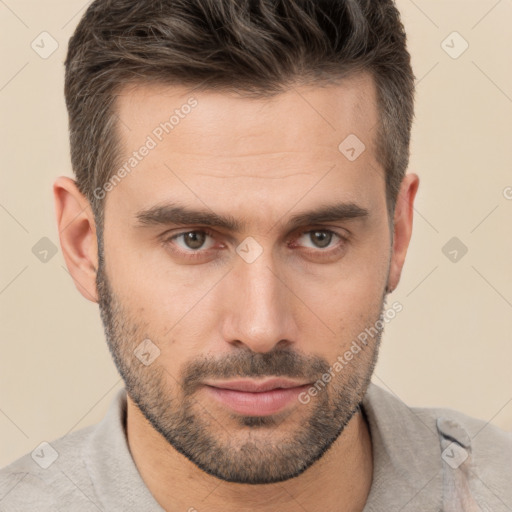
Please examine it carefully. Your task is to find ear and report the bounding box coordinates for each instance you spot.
[53,176,99,303]
[386,173,420,293]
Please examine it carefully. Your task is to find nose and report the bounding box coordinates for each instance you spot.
[220,249,297,354]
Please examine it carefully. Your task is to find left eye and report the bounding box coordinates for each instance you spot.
[167,230,216,251]
[295,230,341,249]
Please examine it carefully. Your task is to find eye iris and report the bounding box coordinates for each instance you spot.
[184,231,206,250]
[311,231,332,248]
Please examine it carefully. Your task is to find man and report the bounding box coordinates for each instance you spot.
[1,0,510,510]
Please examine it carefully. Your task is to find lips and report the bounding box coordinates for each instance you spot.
[203,379,311,416]
[203,378,310,393]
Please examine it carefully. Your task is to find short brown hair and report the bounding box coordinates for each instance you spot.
[65,0,415,232]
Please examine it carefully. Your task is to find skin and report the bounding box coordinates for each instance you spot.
[54,71,419,512]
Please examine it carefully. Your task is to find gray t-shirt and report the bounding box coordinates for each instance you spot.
[1,382,511,511]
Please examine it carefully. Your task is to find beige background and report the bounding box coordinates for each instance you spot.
[1,0,511,467]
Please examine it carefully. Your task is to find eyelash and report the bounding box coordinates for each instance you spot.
[161,228,348,260]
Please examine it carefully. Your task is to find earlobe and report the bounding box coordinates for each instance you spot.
[53,176,99,303]
[386,173,420,293]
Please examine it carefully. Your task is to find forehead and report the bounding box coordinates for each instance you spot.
[115,72,378,156]
[107,73,383,225]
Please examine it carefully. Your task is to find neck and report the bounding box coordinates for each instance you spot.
[126,397,373,512]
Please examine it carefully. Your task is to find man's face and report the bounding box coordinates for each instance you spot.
[96,72,393,484]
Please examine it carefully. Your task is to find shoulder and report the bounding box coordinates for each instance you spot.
[419,401,512,478]
[0,425,99,511]
[364,382,512,471]
[363,383,512,508]
[412,399,512,456]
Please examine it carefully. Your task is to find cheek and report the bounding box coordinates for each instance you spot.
[291,253,388,357]
[294,248,388,320]
[103,233,177,314]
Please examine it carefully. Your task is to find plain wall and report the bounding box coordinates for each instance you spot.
[1,0,511,467]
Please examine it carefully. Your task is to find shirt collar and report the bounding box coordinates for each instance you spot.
[82,388,165,511]
[361,382,443,511]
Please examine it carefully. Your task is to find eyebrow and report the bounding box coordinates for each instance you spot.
[134,201,370,233]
